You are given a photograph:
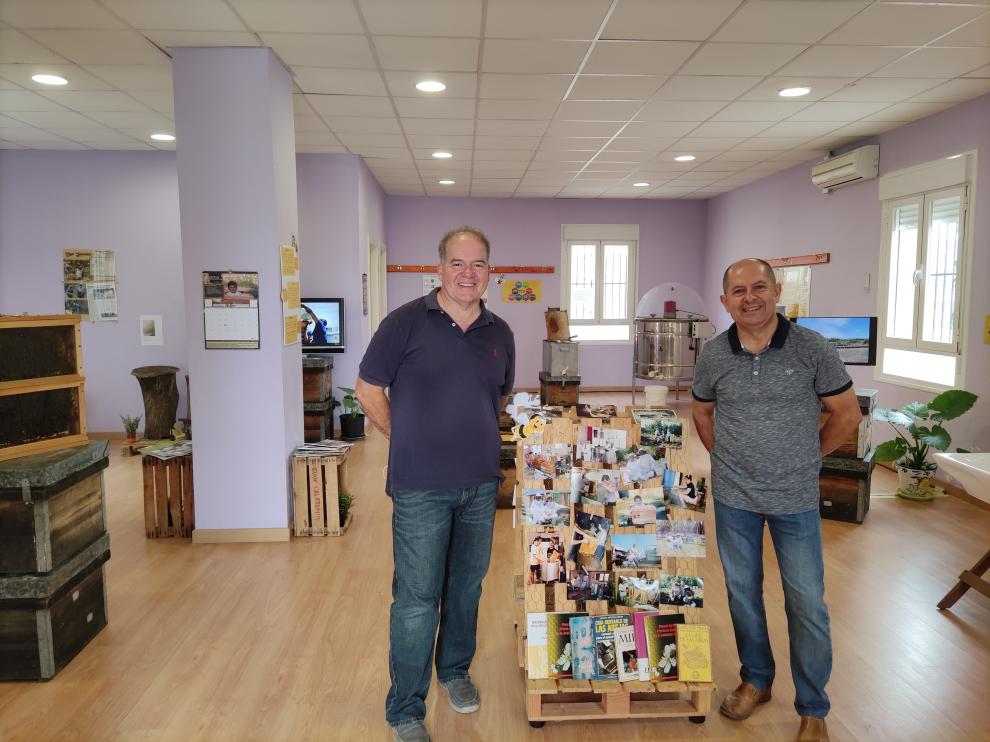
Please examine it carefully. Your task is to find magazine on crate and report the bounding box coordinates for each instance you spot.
[591,614,632,681]
[632,611,660,681]
[644,614,685,681]
[547,612,587,679]
[569,615,596,680]
[676,624,713,682]
[615,624,640,682]
[526,612,548,680]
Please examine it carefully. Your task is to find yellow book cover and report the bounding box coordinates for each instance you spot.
[676,624,712,682]
[526,612,549,680]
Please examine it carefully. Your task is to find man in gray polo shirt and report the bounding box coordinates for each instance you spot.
[692,258,862,742]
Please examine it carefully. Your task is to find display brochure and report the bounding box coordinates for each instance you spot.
[203,270,260,349]
[526,613,549,679]
[569,616,596,680]
[591,614,632,680]
[63,248,118,321]
[676,624,713,682]
[138,440,192,460]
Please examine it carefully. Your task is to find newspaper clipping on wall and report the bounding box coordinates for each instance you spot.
[63,249,118,322]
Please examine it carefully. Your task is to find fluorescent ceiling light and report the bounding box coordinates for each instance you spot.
[778,86,811,97]
[633,182,650,187]
[150,133,176,141]
[438,179,456,185]
[432,151,453,159]
[32,74,68,86]
[416,80,446,93]
[674,154,696,162]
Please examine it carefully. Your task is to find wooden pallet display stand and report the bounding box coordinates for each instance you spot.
[516,410,715,728]
[141,454,194,538]
[291,450,352,537]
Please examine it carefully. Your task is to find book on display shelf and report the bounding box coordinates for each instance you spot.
[644,614,684,681]
[547,612,587,679]
[591,614,632,681]
[526,612,549,680]
[676,624,712,683]
[569,616,596,680]
[615,624,640,682]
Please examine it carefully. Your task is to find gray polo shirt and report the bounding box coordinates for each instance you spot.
[692,315,852,515]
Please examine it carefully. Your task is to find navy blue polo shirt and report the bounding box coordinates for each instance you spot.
[692,315,852,515]
[359,288,515,495]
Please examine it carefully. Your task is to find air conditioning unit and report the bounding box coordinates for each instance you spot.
[811,145,879,191]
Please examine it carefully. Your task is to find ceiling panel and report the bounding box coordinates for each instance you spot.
[258,33,376,68]
[144,31,260,49]
[482,40,588,74]
[556,100,643,120]
[778,45,911,77]
[712,1,868,44]
[372,36,479,72]
[474,119,548,136]
[126,91,173,112]
[478,73,570,100]
[404,133,474,148]
[602,0,741,42]
[478,98,558,119]
[83,65,172,91]
[294,114,330,132]
[568,75,665,100]
[2,63,115,92]
[708,101,810,122]
[824,77,940,102]
[304,94,393,117]
[325,116,402,134]
[0,89,70,111]
[403,117,475,134]
[786,100,892,121]
[933,13,990,47]
[6,110,103,128]
[384,71,477,98]
[635,100,726,121]
[653,75,762,100]
[0,0,126,29]
[680,43,808,76]
[100,0,248,31]
[293,68,388,96]
[37,90,150,112]
[874,47,990,78]
[583,41,698,75]
[84,110,173,129]
[359,0,482,37]
[228,0,364,34]
[484,0,610,40]
[910,77,990,103]
[822,3,986,46]
[393,96,476,118]
[28,30,170,65]
[739,76,854,101]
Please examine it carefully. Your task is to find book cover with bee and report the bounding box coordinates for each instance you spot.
[676,623,712,682]
[547,612,586,679]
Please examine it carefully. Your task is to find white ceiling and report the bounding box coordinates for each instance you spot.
[1,0,989,199]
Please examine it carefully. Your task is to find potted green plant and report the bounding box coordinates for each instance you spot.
[867,389,977,501]
[337,386,365,441]
[120,413,142,443]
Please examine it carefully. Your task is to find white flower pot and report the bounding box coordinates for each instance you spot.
[895,462,937,501]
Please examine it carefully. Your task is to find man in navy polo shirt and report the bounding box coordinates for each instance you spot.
[356,226,514,742]
[692,258,861,742]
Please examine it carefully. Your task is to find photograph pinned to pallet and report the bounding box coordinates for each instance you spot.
[525,527,567,585]
[521,488,571,526]
[571,466,627,506]
[658,574,704,608]
[638,417,685,448]
[614,570,663,611]
[575,424,628,466]
[611,532,661,568]
[656,519,706,559]
[615,487,668,526]
[566,511,611,571]
[523,442,573,480]
[664,470,707,513]
[565,567,612,602]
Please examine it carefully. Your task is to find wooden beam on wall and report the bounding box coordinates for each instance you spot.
[387,264,555,274]
[764,253,830,268]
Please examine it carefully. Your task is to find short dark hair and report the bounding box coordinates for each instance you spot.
[439,225,490,262]
[227,280,237,289]
[722,258,776,293]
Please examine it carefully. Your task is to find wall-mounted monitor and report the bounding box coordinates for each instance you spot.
[792,316,877,366]
[300,298,345,353]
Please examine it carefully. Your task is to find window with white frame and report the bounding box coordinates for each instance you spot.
[877,154,974,391]
[561,225,639,343]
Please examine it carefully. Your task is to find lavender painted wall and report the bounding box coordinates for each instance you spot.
[384,197,708,388]
[705,93,990,452]
[0,150,187,434]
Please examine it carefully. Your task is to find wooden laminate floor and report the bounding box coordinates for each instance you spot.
[2,395,989,742]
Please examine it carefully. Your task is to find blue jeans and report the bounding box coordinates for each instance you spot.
[386,481,498,727]
[713,499,832,719]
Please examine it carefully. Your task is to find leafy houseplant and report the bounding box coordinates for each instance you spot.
[868,389,978,501]
[338,487,353,527]
[337,386,366,441]
[120,413,142,442]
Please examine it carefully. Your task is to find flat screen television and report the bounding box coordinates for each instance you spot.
[300,298,345,353]
[792,316,877,366]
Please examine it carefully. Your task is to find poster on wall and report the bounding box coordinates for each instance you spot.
[140,315,163,345]
[203,270,260,349]
[63,249,118,321]
[423,274,441,295]
[774,265,811,317]
[502,279,542,304]
[280,239,301,345]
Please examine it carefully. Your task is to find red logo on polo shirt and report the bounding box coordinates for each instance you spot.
[492,348,498,357]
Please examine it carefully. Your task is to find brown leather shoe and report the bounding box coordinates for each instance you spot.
[797,716,829,741]
[719,682,772,720]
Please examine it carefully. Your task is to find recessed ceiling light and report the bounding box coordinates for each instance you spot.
[150,133,176,141]
[674,154,696,162]
[416,80,446,93]
[432,151,453,159]
[438,179,456,185]
[633,182,650,187]
[32,74,68,86]
[778,86,811,98]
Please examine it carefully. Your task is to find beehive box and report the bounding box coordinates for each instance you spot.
[0,440,109,574]
[302,355,333,403]
[0,315,88,461]
[820,455,874,523]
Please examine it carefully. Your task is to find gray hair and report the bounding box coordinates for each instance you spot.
[438,225,491,262]
[722,258,776,293]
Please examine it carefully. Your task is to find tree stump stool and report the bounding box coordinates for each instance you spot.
[131,366,179,439]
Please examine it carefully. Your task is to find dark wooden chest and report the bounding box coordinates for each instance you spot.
[539,372,580,407]
[302,355,333,403]
[820,455,874,524]
[0,535,110,680]
[0,441,109,574]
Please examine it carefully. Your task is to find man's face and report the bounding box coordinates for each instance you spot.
[439,232,489,306]
[720,260,781,330]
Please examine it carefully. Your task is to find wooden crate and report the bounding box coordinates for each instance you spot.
[141,455,194,538]
[291,452,351,537]
[0,315,88,462]
[303,399,334,442]
[302,355,333,403]
[820,388,878,460]
[0,535,109,681]
[539,372,580,407]
[820,455,874,524]
[0,440,109,574]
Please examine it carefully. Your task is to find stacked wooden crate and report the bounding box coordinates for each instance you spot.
[302,355,334,442]
[819,388,878,523]
[539,340,580,407]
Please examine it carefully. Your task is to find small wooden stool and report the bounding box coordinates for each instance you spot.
[141,454,194,538]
